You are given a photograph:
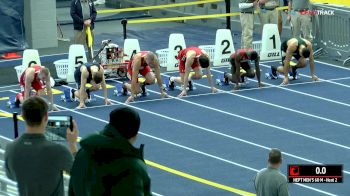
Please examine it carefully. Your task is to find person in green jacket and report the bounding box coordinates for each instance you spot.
[69,107,152,196]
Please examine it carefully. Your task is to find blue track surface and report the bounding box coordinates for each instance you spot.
[1,60,350,196]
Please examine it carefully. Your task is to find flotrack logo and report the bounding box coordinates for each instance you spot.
[299,9,335,16]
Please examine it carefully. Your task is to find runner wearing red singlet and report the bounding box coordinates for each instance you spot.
[224,49,263,90]
[123,51,168,103]
[17,65,58,111]
[169,47,218,97]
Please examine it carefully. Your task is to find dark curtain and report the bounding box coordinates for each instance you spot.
[0,0,25,53]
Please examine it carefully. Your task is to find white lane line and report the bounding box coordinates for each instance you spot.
[0,84,19,89]
[151,86,350,149]
[316,60,350,71]
[0,128,164,196]
[208,68,350,129]
[260,63,350,89]
[9,82,350,151]
[213,64,350,108]
[0,89,20,93]
[90,90,350,176]
[141,134,336,196]
[157,74,350,151]
[256,63,350,108]
[54,103,337,196]
[62,84,227,104]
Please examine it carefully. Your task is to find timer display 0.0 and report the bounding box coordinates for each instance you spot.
[288,164,342,183]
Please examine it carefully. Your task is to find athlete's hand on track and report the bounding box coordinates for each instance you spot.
[178,90,187,97]
[312,75,319,81]
[105,98,112,105]
[281,78,289,85]
[76,103,86,109]
[125,95,135,104]
[211,87,218,93]
[51,104,59,111]
[160,92,169,98]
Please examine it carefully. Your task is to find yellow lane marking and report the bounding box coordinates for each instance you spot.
[85,84,114,89]
[0,112,24,121]
[0,97,9,101]
[146,160,256,196]
[98,0,223,14]
[51,88,63,95]
[311,0,350,6]
[127,6,288,24]
[189,72,212,78]
[32,88,63,95]
[137,78,159,83]
[129,13,240,24]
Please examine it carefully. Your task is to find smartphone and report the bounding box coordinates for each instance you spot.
[46,115,73,139]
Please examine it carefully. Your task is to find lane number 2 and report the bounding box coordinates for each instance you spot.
[221,40,231,54]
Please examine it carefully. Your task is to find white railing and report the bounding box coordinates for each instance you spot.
[312,3,350,65]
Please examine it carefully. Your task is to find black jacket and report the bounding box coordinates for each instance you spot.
[68,124,152,196]
[70,0,97,30]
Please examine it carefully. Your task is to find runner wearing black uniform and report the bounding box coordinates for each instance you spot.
[270,37,318,85]
[72,63,111,108]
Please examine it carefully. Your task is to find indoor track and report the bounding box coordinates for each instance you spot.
[1,59,349,196]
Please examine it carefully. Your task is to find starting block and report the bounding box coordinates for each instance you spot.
[113,83,148,97]
[288,61,297,66]
[164,78,175,91]
[85,93,96,103]
[265,72,277,80]
[114,83,128,96]
[136,91,149,97]
[216,73,229,86]
[164,77,196,91]
[237,82,249,88]
[216,73,248,86]
[61,89,96,103]
[61,89,73,102]
[174,85,196,91]
[6,96,19,108]
[265,70,299,80]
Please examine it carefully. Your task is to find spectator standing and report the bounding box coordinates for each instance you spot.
[278,0,289,35]
[69,107,152,196]
[288,0,313,42]
[254,148,290,196]
[5,96,78,196]
[258,0,279,32]
[239,0,259,48]
[70,0,97,60]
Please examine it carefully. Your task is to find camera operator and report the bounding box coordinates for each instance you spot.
[5,97,79,196]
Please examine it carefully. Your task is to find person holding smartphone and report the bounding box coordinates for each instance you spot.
[5,97,79,196]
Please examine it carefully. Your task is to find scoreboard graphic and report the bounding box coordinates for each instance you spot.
[288,164,343,183]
